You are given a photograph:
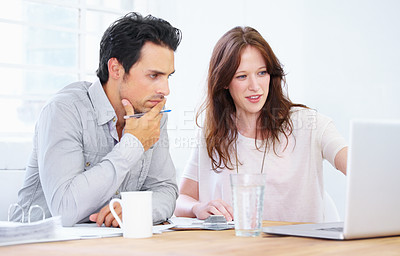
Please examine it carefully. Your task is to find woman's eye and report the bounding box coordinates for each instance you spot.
[259,70,267,76]
[236,75,246,79]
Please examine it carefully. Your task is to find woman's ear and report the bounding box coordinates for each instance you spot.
[107,58,123,80]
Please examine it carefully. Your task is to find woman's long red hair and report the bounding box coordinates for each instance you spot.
[197,26,306,171]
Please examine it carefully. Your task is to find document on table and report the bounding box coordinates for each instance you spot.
[0,220,175,246]
[0,216,62,246]
[57,223,123,239]
[168,216,235,230]
[0,220,122,247]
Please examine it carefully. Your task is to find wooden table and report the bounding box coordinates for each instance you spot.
[1,221,399,256]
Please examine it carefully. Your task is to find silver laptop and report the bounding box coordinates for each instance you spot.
[263,119,400,240]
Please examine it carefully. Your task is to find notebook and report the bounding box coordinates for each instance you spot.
[263,119,400,240]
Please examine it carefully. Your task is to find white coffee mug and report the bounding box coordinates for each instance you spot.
[109,191,153,238]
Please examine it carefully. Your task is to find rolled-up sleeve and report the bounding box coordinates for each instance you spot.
[320,120,347,169]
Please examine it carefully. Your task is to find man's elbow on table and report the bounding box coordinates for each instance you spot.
[50,199,82,227]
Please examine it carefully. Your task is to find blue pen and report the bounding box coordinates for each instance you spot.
[124,109,171,119]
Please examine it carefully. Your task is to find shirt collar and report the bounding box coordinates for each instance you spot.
[88,78,116,126]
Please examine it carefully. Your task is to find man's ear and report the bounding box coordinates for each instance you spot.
[107,58,123,80]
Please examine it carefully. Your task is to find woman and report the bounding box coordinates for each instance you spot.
[175,26,348,223]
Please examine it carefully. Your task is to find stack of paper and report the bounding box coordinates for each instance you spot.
[0,216,62,244]
[0,219,177,247]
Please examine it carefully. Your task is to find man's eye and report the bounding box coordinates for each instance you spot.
[150,74,158,79]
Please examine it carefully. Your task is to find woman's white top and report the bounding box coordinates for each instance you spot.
[181,107,347,222]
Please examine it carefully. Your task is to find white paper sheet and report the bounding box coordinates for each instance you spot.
[0,222,176,246]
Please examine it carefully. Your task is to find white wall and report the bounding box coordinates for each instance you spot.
[147,0,400,219]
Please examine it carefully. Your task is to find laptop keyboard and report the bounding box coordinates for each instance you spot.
[317,227,343,232]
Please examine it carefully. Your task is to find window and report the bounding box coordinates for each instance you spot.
[0,0,148,138]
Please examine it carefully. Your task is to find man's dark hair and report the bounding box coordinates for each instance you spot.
[96,12,182,85]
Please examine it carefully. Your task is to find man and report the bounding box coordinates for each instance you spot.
[11,12,182,227]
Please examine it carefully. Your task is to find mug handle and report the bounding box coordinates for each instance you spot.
[109,198,123,228]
